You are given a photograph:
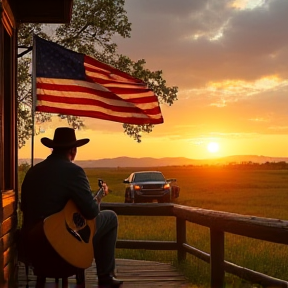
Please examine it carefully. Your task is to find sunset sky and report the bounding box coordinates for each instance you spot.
[19,0,288,161]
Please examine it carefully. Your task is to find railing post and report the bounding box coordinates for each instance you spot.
[176,217,186,262]
[210,228,225,288]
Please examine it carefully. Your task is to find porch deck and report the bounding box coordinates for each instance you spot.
[18,259,190,288]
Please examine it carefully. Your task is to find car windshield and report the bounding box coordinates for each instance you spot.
[134,172,165,182]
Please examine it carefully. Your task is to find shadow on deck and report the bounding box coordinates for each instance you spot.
[18,259,190,288]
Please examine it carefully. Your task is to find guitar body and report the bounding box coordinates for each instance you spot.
[43,200,96,269]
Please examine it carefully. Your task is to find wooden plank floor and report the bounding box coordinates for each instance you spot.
[18,259,190,288]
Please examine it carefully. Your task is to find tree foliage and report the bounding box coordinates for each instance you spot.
[17,0,178,148]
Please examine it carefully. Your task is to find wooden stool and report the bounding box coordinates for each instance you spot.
[25,264,85,287]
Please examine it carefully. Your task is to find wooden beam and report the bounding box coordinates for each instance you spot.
[224,259,288,288]
[1,216,16,237]
[101,203,174,216]
[210,229,224,288]
[182,242,288,287]
[116,239,177,250]
[176,218,186,262]
[173,204,288,245]
[2,190,15,222]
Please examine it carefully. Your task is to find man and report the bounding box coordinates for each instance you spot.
[20,127,123,288]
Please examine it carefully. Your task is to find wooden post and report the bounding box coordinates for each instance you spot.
[176,217,186,262]
[210,228,225,288]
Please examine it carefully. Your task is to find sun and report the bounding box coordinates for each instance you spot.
[207,142,220,153]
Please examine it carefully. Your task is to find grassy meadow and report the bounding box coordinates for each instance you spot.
[19,165,288,287]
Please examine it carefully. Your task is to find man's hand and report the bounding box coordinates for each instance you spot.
[102,182,109,196]
[95,182,108,203]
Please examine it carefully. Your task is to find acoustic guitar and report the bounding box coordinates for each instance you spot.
[43,179,106,269]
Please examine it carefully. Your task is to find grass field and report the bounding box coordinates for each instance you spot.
[84,166,288,287]
[18,165,288,287]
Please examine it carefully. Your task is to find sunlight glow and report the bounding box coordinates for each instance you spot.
[230,0,265,10]
[207,142,220,153]
[205,76,288,107]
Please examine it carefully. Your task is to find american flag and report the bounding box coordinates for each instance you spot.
[33,36,164,125]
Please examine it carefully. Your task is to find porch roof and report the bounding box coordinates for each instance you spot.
[9,0,73,23]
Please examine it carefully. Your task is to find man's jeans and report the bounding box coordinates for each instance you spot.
[93,210,118,276]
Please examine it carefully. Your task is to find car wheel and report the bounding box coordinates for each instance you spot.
[134,195,141,203]
[171,185,180,198]
[125,198,133,203]
[125,188,133,203]
[159,194,171,203]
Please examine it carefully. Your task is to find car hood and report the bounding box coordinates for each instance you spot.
[132,180,166,185]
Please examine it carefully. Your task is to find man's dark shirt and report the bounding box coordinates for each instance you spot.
[21,153,99,230]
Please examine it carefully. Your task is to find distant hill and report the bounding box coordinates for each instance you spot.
[18,155,288,168]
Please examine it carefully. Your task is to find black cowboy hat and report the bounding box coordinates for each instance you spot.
[41,127,89,148]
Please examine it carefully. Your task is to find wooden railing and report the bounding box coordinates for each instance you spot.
[101,202,288,288]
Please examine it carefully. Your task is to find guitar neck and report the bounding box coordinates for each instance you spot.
[93,187,105,202]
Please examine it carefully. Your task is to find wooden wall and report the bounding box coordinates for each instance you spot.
[0,1,18,287]
[0,191,17,287]
[0,0,73,286]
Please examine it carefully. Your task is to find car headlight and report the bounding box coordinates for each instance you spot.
[163,183,170,189]
[134,185,141,190]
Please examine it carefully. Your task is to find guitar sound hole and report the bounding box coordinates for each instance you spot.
[73,213,85,227]
[65,217,91,243]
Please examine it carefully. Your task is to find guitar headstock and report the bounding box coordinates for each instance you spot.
[98,179,104,189]
[94,179,106,202]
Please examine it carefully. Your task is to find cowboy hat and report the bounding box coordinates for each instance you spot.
[41,127,89,148]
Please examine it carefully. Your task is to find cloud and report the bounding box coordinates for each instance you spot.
[156,81,288,139]
[115,0,288,88]
[129,0,209,16]
[108,0,288,151]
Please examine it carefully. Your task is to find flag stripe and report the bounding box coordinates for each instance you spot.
[36,94,162,115]
[36,100,162,119]
[36,106,163,125]
[37,78,155,100]
[34,36,164,125]
[36,78,161,109]
[85,55,143,84]
[84,65,144,85]
[37,88,159,109]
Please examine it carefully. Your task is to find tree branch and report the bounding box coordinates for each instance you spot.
[17,47,33,58]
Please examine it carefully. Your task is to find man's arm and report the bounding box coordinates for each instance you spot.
[69,165,99,219]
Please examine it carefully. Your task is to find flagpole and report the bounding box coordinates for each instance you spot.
[31,35,36,167]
